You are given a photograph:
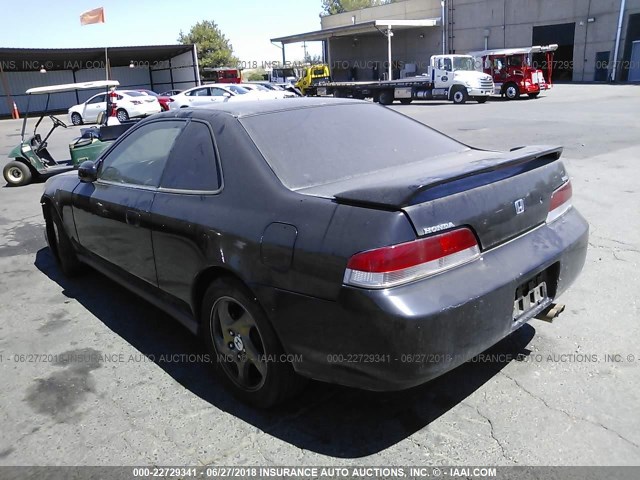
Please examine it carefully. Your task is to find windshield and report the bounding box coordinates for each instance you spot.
[241,103,467,190]
[453,57,475,71]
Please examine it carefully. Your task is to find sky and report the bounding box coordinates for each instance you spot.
[2,0,325,64]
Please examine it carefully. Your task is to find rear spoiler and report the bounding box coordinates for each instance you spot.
[334,145,563,209]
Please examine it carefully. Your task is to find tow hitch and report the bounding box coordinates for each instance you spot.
[535,303,566,323]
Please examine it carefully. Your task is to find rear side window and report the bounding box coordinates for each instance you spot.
[240,103,467,190]
[160,122,220,191]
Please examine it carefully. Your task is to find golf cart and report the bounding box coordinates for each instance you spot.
[3,80,136,187]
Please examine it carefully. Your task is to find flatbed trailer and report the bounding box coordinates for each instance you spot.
[310,55,494,105]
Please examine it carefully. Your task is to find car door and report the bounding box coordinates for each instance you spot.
[72,120,186,285]
[83,93,107,123]
[184,87,211,107]
[209,87,232,103]
[150,120,222,314]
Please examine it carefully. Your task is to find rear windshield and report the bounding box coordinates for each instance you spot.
[240,103,467,190]
[122,91,146,97]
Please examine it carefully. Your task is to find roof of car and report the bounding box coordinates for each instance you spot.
[174,97,368,118]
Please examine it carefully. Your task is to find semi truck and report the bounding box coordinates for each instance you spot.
[468,44,558,99]
[312,55,494,105]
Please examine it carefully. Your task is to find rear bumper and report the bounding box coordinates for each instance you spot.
[261,208,589,391]
[130,103,161,117]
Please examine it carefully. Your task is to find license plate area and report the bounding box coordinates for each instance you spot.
[513,272,551,324]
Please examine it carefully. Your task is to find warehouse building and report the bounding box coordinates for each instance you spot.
[272,0,640,83]
[0,44,200,117]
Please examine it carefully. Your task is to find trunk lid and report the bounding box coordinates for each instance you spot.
[300,145,568,250]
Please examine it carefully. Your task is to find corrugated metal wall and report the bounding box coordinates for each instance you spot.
[0,50,199,116]
[150,51,198,95]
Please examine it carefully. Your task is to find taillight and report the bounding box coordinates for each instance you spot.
[343,227,481,289]
[546,180,572,223]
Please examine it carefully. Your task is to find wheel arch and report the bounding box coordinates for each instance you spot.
[191,266,256,328]
[11,156,37,175]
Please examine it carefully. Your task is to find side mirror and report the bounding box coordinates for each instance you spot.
[223,92,231,98]
[78,160,98,183]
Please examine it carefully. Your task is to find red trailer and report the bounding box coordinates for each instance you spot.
[469,44,558,99]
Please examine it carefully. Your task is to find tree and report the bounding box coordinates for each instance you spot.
[245,69,267,81]
[178,20,238,68]
[321,0,395,16]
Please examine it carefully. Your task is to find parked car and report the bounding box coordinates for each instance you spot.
[240,83,296,99]
[159,89,182,97]
[42,99,588,408]
[137,89,173,111]
[68,90,161,125]
[168,84,266,109]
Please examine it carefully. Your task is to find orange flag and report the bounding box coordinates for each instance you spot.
[80,7,105,26]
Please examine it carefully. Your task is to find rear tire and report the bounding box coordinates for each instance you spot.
[201,278,304,408]
[116,109,129,122]
[71,112,83,126]
[378,90,394,105]
[3,160,32,187]
[46,205,83,277]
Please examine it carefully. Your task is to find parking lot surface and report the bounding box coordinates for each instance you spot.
[0,84,639,466]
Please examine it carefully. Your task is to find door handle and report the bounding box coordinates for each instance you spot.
[126,210,141,227]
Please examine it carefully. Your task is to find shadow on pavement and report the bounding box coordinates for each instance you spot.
[35,247,535,458]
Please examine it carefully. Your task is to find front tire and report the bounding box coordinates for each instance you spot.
[504,83,520,100]
[46,205,83,277]
[475,96,488,104]
[3,160,32,187]
[71,112,83,125]
[528,92,540,98]
[451,86,468,104]
[201,278,303,408]
[399,98,413,105]
[116,109,129,122]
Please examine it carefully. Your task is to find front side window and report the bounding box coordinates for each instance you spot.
[99,121,185,187]
[186,88,209,97]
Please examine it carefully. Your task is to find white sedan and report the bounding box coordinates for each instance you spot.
[239,83,296,99]
[68,90,161,125]
[168,84,280,110]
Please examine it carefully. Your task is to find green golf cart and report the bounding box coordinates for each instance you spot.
[3,80,133,187]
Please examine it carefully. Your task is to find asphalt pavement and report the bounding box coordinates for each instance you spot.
[0,84,638,466]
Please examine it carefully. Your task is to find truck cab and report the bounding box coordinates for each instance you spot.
[269,67,298,84]
[469,44,558,99]
[428,55,495,103]
[295,64,331,96]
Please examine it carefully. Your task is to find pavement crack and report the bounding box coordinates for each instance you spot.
[500,371,640,451]
[473,403,511,463]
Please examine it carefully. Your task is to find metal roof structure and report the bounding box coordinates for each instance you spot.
[271,18,440,44]
[0,45,194,72]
